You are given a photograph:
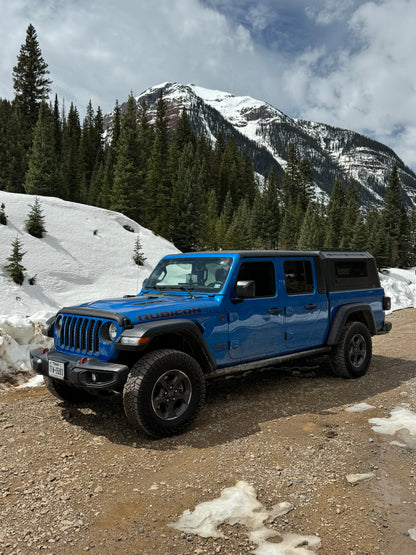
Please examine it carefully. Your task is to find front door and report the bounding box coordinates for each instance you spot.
[228,259,285,361]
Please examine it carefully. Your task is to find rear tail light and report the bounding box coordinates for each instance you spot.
[382,296,391,311]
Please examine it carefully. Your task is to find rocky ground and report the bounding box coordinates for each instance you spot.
[1,308,416,555]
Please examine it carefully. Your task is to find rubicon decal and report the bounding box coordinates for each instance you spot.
[137,308,202,321]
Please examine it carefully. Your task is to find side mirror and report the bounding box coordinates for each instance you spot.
[235,280,256,298]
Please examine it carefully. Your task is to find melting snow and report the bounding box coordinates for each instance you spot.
[169,481,320,554]
[369,407,416,448]
[346,403,376,412]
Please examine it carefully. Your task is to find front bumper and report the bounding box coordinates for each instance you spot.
[30,348,129,391]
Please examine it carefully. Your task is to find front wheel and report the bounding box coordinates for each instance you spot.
[330,321,372,378]
[123,349,206,438]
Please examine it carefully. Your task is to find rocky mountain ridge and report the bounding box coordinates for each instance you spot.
[107,82,416,208]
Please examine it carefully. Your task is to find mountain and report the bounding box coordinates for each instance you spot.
[107,82,416,208]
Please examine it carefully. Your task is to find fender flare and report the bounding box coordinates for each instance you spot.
[326,303,376,346]
[115,318,216,373]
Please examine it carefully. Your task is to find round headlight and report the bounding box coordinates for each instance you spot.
[108,322,118,341]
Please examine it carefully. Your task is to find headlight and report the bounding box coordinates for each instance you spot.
[101,321,118,343]
[108,322,117,341]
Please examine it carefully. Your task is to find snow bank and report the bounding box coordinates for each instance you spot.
[0,314,52,387]
[379,268,416,312]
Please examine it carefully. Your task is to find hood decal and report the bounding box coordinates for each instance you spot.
[137,307,203,321]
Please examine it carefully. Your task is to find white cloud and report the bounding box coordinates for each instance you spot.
[305,0,355,25]
[0,0,265,113]
[287,0,416,168]
[1,0,416,169]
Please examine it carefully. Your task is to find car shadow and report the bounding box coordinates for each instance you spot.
[57,353,416,450]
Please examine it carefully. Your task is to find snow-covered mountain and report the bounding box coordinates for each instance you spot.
[111,82,416,208]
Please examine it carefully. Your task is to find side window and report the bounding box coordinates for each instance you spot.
[236,261,276,297]
[284,260,314,295]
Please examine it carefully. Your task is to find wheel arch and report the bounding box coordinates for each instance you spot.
[116,319,216,374]
[326,304,376,346]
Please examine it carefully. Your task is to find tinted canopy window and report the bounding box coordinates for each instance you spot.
[284,260,314,295]
[236,261,276,297]
[335,261,368,278]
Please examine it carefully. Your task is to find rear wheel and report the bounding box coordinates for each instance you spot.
[330,321,372,378]
[44,376,96,404]
[123,349,206,438]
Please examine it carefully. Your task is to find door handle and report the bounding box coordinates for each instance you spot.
[304,304,317,310]
[268,307,283,315]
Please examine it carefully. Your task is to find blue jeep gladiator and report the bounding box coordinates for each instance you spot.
[31,250,392,438]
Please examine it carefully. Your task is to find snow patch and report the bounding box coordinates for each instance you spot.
[169,481,320,554]
[346,403,376,413]
[369,407,416,448]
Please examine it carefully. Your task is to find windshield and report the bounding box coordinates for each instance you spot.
[145,257,233,293]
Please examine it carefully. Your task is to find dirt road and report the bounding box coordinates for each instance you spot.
[1,309,415,554]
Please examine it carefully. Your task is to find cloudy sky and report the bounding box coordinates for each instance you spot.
[1,0,416,169]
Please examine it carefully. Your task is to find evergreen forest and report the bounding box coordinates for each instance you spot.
[1,24,416,268]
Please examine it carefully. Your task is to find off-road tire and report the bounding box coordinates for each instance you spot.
[44,376,96,404]
[123,349,206,438]
[330,321,372,379]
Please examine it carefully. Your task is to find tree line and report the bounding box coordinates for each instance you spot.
[1,24,416,269]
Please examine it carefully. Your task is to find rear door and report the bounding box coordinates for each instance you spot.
[279,257,329,351]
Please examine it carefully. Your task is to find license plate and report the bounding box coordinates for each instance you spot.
[48,360,65,380]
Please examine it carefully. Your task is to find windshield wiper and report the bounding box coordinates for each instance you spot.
[178,285,196,298]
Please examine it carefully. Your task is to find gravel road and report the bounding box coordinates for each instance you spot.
[1,308,415,555]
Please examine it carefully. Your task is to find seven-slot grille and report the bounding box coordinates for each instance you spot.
[58,315,103,355]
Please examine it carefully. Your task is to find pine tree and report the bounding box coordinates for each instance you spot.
[249,189,265,248]
[98,100,121,208]
[61,103,81,201]
[298,157,315,211]
[0,100,12,190]
[5,237,26,285]
[279,197,303,249]
[350,213,367,250]
[297,202,323,250]
[13,24,52,130]
[262,167,280,249]
[382,164,410,266]
[199,189,219,250]
[132,235,147,266]
[143,91,170,234]
[5,103,27,193]
[325,180,345,248]
[281,144,302,207]
[340,179,360,248]
[25,101,60,196]
[223,199,252,250]
[26,196,46,238]
[170,143,203,252]
[0,203,7,225]
[112,94,142,222]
